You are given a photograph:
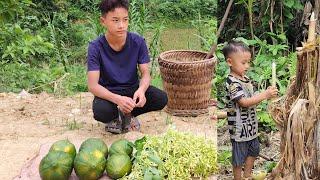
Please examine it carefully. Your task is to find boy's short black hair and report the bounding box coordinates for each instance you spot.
[222,40,251,59]
[99,0,129,15]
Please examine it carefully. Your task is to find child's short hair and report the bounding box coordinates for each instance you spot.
[99,0,129,15]
[222,40,251,59]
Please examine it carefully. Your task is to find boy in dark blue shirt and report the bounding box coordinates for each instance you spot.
[87,0,167,133]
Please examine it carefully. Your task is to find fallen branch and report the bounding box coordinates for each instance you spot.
[259,153,274,161]
[27,73,70,92]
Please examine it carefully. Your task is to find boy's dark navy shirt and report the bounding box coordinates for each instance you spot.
[87,32,150,92]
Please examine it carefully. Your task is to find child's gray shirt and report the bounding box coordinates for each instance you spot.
[225,74,258,142]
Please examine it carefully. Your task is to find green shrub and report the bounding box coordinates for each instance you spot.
[143,0,217,20]
[0,63,87,95]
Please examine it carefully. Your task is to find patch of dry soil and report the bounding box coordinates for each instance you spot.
[0,92,217,179]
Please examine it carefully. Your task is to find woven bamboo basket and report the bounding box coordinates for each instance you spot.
[158,50,217,117]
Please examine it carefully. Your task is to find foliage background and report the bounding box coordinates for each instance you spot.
[0,0,217,94]
[0,0,311,130]
[1,0,315,175]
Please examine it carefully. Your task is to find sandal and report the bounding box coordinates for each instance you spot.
[105,108,132,134]
[120,115,141,132]
[119,110,131,131]
[105,120,123,134]
[128,116,141,131]
[110,107,141,133]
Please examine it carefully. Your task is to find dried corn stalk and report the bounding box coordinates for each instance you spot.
[268,45,320,180]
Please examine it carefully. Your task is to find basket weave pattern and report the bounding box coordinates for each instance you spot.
[158,50,216,116]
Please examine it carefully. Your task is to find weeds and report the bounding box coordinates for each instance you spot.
[65,118,83,130]
[0,63,86,95]
[41,119,50,126]
[217,150,232,166]
[165,115,173,125]
[216,119,227,129]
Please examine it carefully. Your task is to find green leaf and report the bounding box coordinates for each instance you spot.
[284,0,294,8]
[22,47,29,54]
[135,136,147,151]
[9,52,15,58]
[152,174,162,180]
[2,53,8,59]
[284,10,293,19]
[148,154,162,165]
[278,33,287,42]
[149,167,160,175]
[235,37,257,46]
[264,161,277,173]
[293,1,303,10]
[29,48,35,55]
[143,170,153,180]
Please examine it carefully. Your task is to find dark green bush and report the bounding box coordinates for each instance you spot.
[136,0,217,20]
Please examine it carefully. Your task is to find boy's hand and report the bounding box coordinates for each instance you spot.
[133,88,147,108]
[117,96,136,114]
[265,86,278,99]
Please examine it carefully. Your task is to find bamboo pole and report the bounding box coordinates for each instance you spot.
[205,0,234,59]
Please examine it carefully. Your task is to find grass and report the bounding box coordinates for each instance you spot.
[160,28,202,51]
[217,150,232,166]
[165,115,173,125]
[65,118,83,130]
[148,26,203,90]
[217,118,227,128]
[145,27,202,52]
[151,74,163,89]
[0,62,87,95]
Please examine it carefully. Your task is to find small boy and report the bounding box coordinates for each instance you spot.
[222,40,278,180]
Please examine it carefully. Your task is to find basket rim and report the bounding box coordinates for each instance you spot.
[158,50,217,65]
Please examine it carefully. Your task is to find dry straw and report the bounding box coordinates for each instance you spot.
[268,45,320,179]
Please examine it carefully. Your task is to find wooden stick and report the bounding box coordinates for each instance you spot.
[317,46,320,86]
[28,73,69,92]
[259,153,274,161]
[205,0,234,59]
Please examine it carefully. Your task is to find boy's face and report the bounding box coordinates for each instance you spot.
[100,7,129,38]
[227,51,251,78]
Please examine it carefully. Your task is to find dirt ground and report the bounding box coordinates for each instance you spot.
[0,91,218,179]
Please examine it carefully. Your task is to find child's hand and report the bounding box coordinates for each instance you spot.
[211,110,227,121]
[210,114,218,121]
[265,86,278,99]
